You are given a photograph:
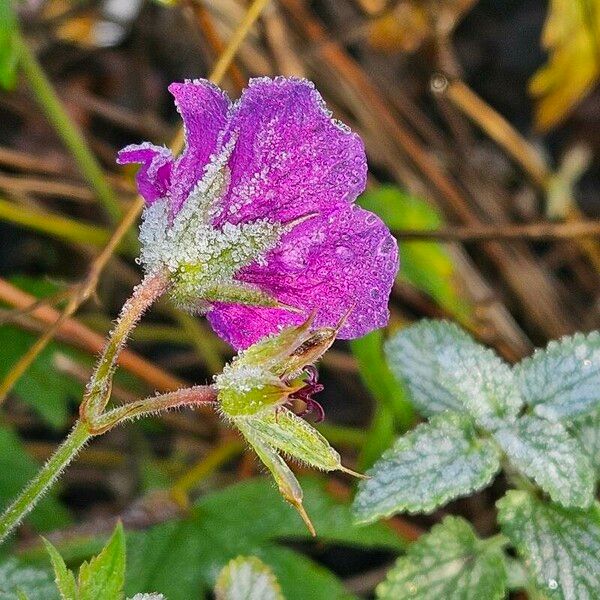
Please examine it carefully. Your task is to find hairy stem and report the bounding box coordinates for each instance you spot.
[0,420,91,543]
[80,270,170,421]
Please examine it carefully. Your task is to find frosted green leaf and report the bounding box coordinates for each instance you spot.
[215,556,283,600]
[385,320,522,429]
[494,415,594,508]
[497,490,600,600]
[78,522,126,600]
[515,331,600,421]
[0,559,58,600]
[353,412,501,524]
[569,407,600,478]
[238,409,342,471]
[376,516,507,600]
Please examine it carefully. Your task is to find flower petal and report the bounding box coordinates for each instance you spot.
[168,80,231,213]
[207,205,398,348]
[117,143,173,204]
[213,77,367,227]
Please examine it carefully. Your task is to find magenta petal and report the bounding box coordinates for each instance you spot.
[117,143,173,204]
[168,80,232,213]
[213,77,367,227]
[207,205,398,349]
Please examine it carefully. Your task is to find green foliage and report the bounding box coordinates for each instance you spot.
[497,490,600,599]
[353,411,500,523]
[350,330,414,469]
[124,477,404,600]
[493,415,594,507]
[385,320,522,429]
[515,331,600,421]
[376,517,507,600]
[0,0,19,90]
[44,523,126,600]
[77,523,126,600]
[569,406,600,479]
[358,186,468,320]
[0,326,84,429]
[0,425,70,533]
[215,556,283,600]
[0,558,58,600]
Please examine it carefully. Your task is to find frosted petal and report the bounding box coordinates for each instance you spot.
[213,77,367,227]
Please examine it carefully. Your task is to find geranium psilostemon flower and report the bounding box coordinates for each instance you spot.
[118,77,398,349]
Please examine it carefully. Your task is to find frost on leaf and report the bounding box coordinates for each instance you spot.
[215,556,282,600]
[352,412,501,524]
[0,559,58,600]
[376,516,507,600]
[569,407,600,480]
[497,490,600,600]
[515,331,600,421]
[385,320,522,430]
[494,415,594,508]
[127,595,166,600]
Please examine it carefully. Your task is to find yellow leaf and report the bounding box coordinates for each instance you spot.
[530,0,600,130]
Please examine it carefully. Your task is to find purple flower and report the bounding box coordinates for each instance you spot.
[118,77,398,349]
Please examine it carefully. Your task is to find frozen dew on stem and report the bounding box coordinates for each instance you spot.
[118,76,398,350]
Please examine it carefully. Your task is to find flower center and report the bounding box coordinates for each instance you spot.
[288,365,325,422]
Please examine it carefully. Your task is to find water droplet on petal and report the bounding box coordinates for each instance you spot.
[335,245,353,261]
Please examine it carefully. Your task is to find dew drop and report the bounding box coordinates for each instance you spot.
[335,245,353,261]
[548,579,558,590]
[583,359,592,367]
[365,213,377,225]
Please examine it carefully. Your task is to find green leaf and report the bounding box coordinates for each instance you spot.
[494,415,594,507]
[43,539,77,600]
[0,559,58,600]
[78,523,126,600]
[0,325,84,428]
[0,425,70,532]
[376,517,507,600]
[215,556,283,600]
[352,412,501,524]
[569,406,600,478]
[358,186,469,319]
[497,490,600,599]
[0,0,19,90]
[515,331,600,421]
[124,477,404,600]
[127,596,165,600]
[385,321,522,429]
[351,330,414,428]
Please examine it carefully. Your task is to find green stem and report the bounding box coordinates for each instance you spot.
[14,33,137,252]
[0,420,91,543]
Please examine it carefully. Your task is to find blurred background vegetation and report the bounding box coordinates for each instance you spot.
[0,0,599,597]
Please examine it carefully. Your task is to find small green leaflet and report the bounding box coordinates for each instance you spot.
[215,556,282,600]
[497,490,600,600]
[77,522,126,600]
[569,407,600,479]
[385,320,522,429]
[494,415,594,508]
[515,331,600,421]
[376,517,507,600]
[123,477,403,600]
[44,538,77,600]
[352,412,501,524]
[358,186,469,320]
[0,559,58,600]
